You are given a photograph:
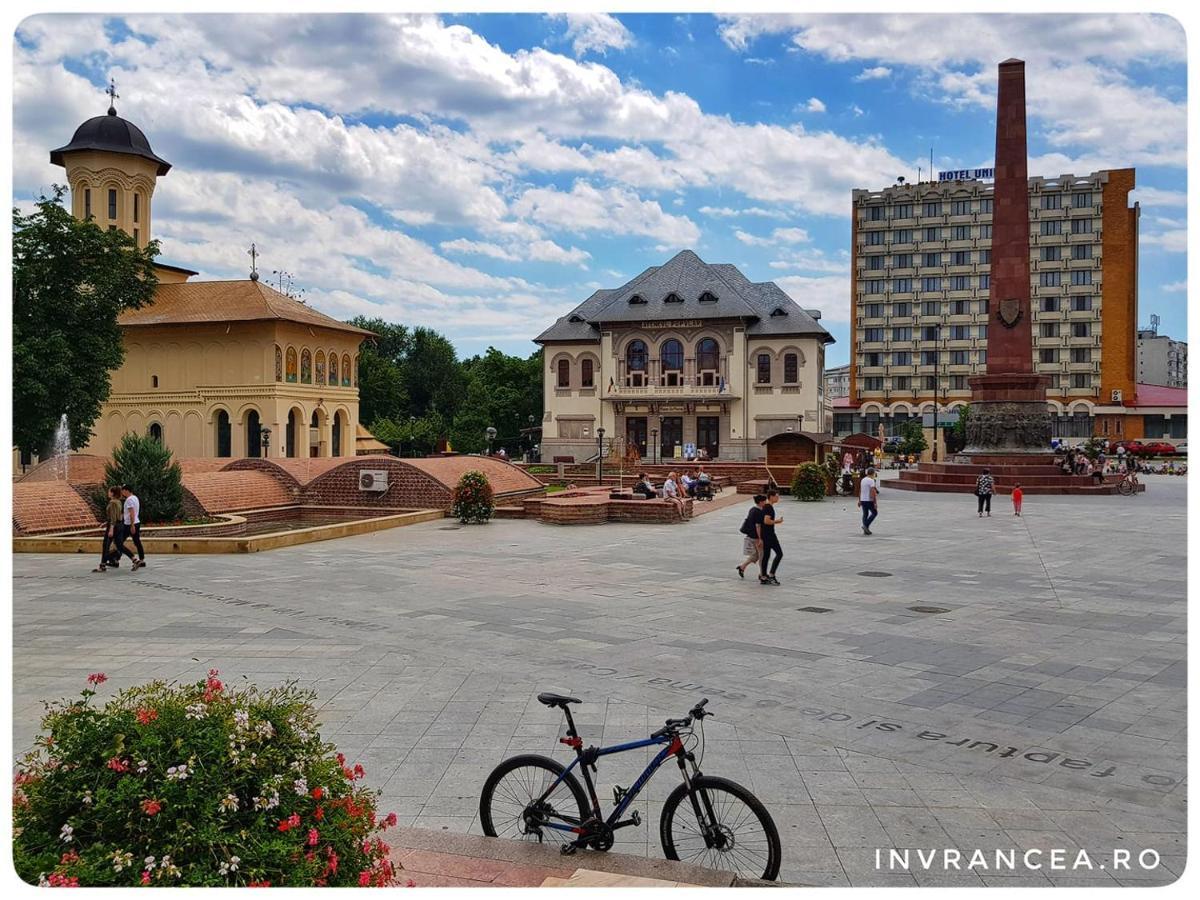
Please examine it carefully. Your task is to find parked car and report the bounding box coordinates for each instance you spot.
[1174,441,1187,456]
[1140,441,1177,457]
[1111,440,1146,455]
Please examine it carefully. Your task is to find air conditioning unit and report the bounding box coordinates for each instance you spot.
[358,470,388,492]
[1110,389,1123,403]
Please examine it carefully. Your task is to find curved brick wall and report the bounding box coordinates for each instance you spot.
[183,470,297,513]
[303,457,453,510]
[19,454,108,484]
[403,456,543,497]
[13,482,102,534]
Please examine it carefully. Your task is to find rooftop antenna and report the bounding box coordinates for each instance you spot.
[106,78,119,116]
[1150,313,1160,335]
[247,243,260,281]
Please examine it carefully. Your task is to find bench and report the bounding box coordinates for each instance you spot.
[552,456,575,464]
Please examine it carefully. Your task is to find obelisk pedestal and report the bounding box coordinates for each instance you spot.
[964,58,1052,455]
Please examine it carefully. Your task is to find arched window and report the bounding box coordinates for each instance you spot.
[329,351,338,386]
[286,409,298,458]
[581,358,594,388]
[300,349,312,384]
[757,354,772,385]
[246,410,262,458]
[216,410,231,458]
[342,354,352,386]
[333,411,346,456]
[315,351,326,385]
[148,422,162,443]
[275,346,283,382]
[661,339,684,371]
[697,338,720,387]
[151,375,159,388]
[626,340,647,371]
[784,353,799,384]
[556,358,571,388]
[286,347,298,382]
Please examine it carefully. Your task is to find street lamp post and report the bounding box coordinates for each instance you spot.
[651,428,658,466]
[260,426,271,458]
[486,426,497,457]
[597,427,606,483]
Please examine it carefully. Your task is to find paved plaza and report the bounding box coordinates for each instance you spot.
[12,475,1186,886]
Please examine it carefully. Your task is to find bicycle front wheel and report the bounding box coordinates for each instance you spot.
[479,754,587,849]
[1117,478,1134,495]
[660,775,781,881]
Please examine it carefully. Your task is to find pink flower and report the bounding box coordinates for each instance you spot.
[86,673,107,686]
[140,799,162,816]
[135,707,158,725]
[248,880,271,887]
[140,871,151,885]
[307,828,319,846]
[353,764,365,780]
[48,873,80,887]
[107,757,129,773]
[382,812,398,829]
[311,787,323,800]
[358,871,371,887]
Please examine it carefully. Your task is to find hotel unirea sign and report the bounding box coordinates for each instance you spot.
[939,168,995,181]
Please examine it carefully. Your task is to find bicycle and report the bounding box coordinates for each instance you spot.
[1116,469,1141,496]
[479,693,781,881]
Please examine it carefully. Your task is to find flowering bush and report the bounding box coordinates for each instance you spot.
[790,463,828,502]
[13,671,402,887]
[450,470,494,524]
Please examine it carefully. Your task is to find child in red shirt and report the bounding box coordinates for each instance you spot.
[1012,483,1023,517]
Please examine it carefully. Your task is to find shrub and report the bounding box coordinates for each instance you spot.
[451,470,494,523]
[898,418,928,456]
[790,463,827,502]
[12,671,402,887]
[103,432,184,523]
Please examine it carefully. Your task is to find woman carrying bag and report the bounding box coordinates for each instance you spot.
[975,468,994,517]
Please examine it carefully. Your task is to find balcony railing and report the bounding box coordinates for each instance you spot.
[605,383,739,400]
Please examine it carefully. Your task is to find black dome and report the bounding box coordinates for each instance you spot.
[50,108,171,176]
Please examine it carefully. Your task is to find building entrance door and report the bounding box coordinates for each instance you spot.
[660,416,683,462]
[697,416,720,459]
[626,416,648,459]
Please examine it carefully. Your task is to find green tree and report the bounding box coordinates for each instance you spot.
[407,327,466,420]
[13,188,159,456]
[947,403,971,453]
[103,432,184,523]
[349,317,411,426]
[899,418,929,456]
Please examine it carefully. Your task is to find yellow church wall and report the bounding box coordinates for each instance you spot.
[62,150,160,249]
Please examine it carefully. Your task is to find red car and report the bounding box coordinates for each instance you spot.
[1111,440,1146,455]
[1140,441,1177,457]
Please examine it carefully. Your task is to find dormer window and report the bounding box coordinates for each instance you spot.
[568,314,585,323]
[770,307,788,317]
[699,291,718,303]
[629,293,647,305]
[664,292,683,304]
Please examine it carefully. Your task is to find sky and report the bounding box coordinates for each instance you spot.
[11,12,1188,366]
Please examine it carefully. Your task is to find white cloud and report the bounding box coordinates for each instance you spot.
[854,66,892,81]
[549,13,633,57]
[699,205,790,219]
[735,226,811,246]
[849,104,865,117]
[773,274,851,323]
[527,240,591,266]
[805,97,826,113]
[1143,226,1187,253]
[1162,281,1187,293]
[745,57,775,66]
[1132,186,1187,208]
[440,239,519,262]
[512,181,701,246]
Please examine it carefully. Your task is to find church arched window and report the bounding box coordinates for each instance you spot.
[275,346,283,382]
[329,351,338,385]
[286,347,298,383]
[342,354,352,386]
[300,349,312,384]
[315,351,326,385]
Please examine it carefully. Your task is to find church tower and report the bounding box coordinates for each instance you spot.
[49,81,171,250]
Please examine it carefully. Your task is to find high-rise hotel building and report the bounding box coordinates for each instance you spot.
[845,169,1139,438]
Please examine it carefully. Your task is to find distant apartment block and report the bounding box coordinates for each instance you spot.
[1137,327,1187,388]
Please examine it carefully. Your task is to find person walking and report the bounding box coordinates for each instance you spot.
[116,484,146,569]
[92,486,124,572]
[858,466,879,535]
[1012,482,1023,517]
[758,489,784,585]
[975,469,994,517]
[736,494,766,579]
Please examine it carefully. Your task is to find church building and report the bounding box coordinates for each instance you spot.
[48,90,371,460]
[535,250,833,462]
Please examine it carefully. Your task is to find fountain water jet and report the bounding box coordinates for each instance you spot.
[53,414,70,482]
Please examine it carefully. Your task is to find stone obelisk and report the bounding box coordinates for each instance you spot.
[965,59,1052,454]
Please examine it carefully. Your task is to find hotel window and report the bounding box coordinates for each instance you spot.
[867,255,884,270]
[556,359,570,388]
[951,225,970,240]
[894,253,912,268]
[863,376,884,390]
[951,250,970,265]
[951,325,970,340]
[893,279,912,294]
[921,278,941,293]
[924,227,940,241]
[1072,243,1093,260]
[784,353,799,384]
[865,303,884,317]
[866,230,884,245]
[894,375,910,390]
[84,189,91,219]
[894,204,912,218]
[1071,270,1092,286]
[1072,192,1092,208]
[1072,322,1091,338]
[923,201,941,216]
[867,205,884,221]
[892,351,911,365]
[1040,348,1059,364]
[866,280,884,294]
[1071,295,1093,311]
[1041,322,1060,338]
[923,252,941,267]
[1039,271,1061,287]
[950,200,970,215]
[1071,373,1091,389]
[108,189,118,220]
[863,327,885,342]
[1042,297,1060,312]
[892,326,912,341]
[977,324,988,339]
[864,352,883,367]
[979,198,993,213]
[951,350,969,364]
[978,249,991,263]
[950,275,969,291]
[581,358,594,387]
[893,301,911,316]
[1041,193,1062,210]
[894,230,912,245]
[924,375,938,390]
[979,225,992,238]
[1071,347,1092,363]
[922,326,940,341]
[1041,220,1063,236]
[977,274,990,289]
[952,299,970,315]
[921,301,940,318]
[1042,245,1061,261]
[133,193,140,223]
[1071,218,1093,235]
[951,375,969,390]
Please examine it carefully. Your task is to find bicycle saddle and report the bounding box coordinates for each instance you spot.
[537,692,581,707]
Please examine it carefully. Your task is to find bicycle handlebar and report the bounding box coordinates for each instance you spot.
[650,699,713,739]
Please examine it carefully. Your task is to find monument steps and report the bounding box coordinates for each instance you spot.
[886,478,1137,496]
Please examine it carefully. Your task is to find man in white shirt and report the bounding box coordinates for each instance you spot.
[858,467,879,535]
[118,485,146,569]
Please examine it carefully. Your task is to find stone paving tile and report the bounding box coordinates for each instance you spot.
[11,476,1186,886]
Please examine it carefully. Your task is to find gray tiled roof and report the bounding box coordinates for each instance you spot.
[534,250,834,344]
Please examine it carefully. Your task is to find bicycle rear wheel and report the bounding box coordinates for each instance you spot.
[1117,478,1134,495]
[660,775,781,881]
[479,754,587,848]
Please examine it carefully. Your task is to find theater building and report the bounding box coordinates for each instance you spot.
[535,250,833,462]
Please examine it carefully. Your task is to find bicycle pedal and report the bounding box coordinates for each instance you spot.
[559,843,578,856]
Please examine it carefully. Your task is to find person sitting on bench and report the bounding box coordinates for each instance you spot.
[633,473,657,499]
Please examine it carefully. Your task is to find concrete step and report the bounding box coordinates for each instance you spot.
[885,479,1140,495]
[896,472,1117,487]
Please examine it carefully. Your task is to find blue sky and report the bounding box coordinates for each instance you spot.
[12,13,1187,365]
